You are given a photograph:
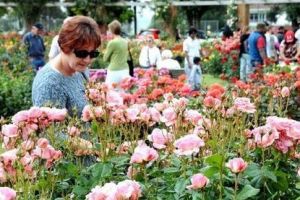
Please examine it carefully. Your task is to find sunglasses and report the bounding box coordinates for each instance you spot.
[74,50,100,59]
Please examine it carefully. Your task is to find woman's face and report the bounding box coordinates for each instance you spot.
[64,44,99,73]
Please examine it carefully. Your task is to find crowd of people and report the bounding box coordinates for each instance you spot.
[238,23,300,82]
[22,15,300,118]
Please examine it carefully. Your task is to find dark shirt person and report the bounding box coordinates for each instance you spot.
[23,23,46,71]
[248,23,267,68]
[277,26,285,44]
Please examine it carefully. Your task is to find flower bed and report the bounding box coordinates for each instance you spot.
[0,68,299,199]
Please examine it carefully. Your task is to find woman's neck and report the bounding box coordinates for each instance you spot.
[51,54,75,76]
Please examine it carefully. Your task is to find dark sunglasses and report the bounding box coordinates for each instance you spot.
[74,50,100,59]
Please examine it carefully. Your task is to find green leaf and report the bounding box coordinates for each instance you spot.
[296,182,300,190]
[164,167,180,173]
[200,166,219,178]
[237,185,260,200]
[244,163,261,178]
[274,170,288,191]
[174,178,187,194]
[261,166,277,183]
[72,185,89,196]
[205,154,223,169]
[58,181,70,190]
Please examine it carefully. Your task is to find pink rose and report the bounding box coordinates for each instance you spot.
[281,87,290,98]
[126,107,140,122]
[233,97,256,113]
[147,128,174,149]
[37,138,49,148]
[28,107,43,120]
[0,187,16,200]
[116,180,141,200]
[81,105,93,122]
[173,134,205,156]
[107,90,124,107]
[1,124,18,138]
[203,96,221,109]
[67,126,81,137]
[86,183,118,200]
[88,89,101,101]
[184,110,203,126]
[149,107,161,122]
[186,173,209,190]
[160,107,177,126]
[0,149,18,166]
[226,157,248,173]
[288,122,300,140]
[130,142,159,164]
[12,110,29,125]
[42,107,67,121]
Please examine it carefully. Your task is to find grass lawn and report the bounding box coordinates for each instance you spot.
[202,74,228,88]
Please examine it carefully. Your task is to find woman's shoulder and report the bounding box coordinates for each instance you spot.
[33,64,64,87]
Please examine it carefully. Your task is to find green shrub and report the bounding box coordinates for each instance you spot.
[0,66,34,118]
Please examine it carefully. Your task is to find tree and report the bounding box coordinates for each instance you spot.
[268,4,300,27]
[1,0,58,32]
[69,0,134,24]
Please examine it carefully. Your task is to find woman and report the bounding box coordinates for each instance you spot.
[32,16,101,117]
[139,36,161,68]
[280,30,300,63]
[104,20,130,86]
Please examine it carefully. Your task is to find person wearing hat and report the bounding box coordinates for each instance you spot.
[279,30,300,62]
[23,22,46,71]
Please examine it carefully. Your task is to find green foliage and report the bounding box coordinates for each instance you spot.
[0,66,34,118]
[70,0,133,24]
[0,38,34,118]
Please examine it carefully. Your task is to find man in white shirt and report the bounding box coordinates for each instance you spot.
[157,49,181,70]
[139,36,161,68]
[183,27,201,78]
[265,25,279,61]
[295,27,300,42]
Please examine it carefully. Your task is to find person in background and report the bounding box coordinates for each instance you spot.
[280,30,300,63]
[104,20,130,86]
[183,27,201,80]
[222,25,234,41]
[277,26,285,44]
[248,23,267,69]
[32,15,101,117]
[23,22,46,71]
[48,16,73,60]
[157,49,181,70]
[175,27,182,41]
[295,25,300,42]
[265,25,279,62]
[139,36,161,68]
[188,57,202,91]
[239,26,251,82]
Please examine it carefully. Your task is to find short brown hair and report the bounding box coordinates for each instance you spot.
[256,23,266,32]
[108,20,121,35]
[58,15,101,53]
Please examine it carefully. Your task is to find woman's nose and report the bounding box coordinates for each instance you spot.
[83,55,92,63]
